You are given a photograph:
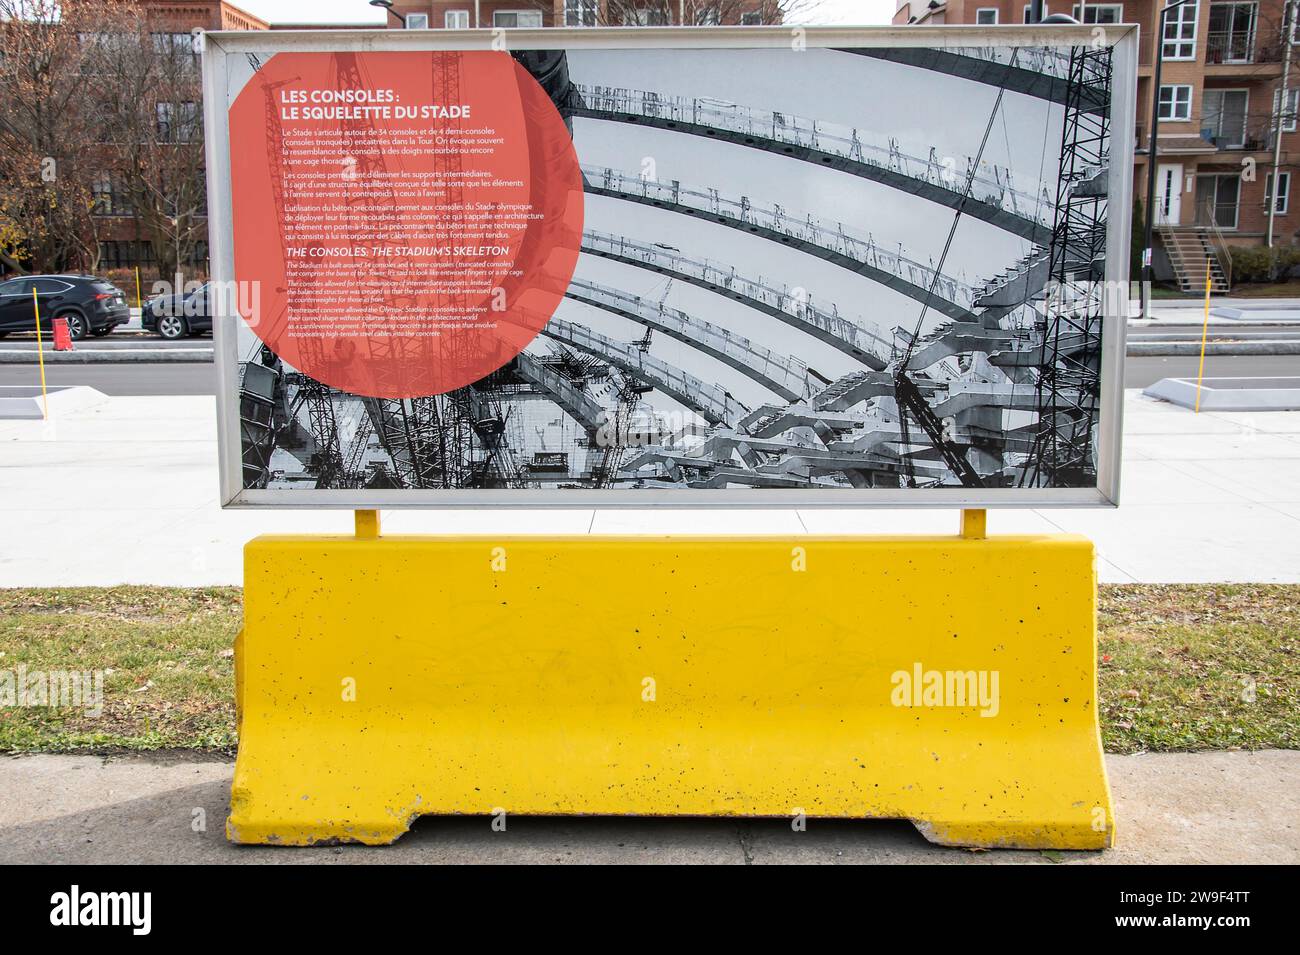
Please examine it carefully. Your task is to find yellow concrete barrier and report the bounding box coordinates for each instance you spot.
[228,533,1114,850]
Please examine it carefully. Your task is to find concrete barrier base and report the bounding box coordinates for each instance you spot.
[1144,376,1300,411]
[229,533,1115,850]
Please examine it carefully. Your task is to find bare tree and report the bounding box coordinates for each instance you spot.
[0,0,206,278]
[499,0,823,28]
[89,8,207,280]
[0,0,109,273]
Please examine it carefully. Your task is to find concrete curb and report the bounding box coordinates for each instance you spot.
[1127,342,1300,356]
[0,349,213,364]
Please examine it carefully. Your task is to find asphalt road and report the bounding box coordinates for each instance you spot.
[2,354,1298,395]
[0,362,217,395]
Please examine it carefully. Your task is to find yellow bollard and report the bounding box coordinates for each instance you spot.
[134,266,143,309]
[229,533,1115,850]
[32,289,48,420]
[1195,257,1212,412]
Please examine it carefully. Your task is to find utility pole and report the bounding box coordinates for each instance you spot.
[1267,0,1296,248]
[1142,0,1197,320]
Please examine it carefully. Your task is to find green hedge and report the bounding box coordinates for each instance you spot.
[1228,245,1300,284]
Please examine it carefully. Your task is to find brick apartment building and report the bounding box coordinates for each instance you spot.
[88,1,381,275]
[895,0,1300,289]
[381,2,774,29]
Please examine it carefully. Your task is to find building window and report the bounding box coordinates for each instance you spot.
[1266,171,1291,214]
[151,32,198,70]
[97,240,154,268]
[695,4,721,24]
[1159,84,1193,120]
[1163,0,1199,60]
[565,0,598,25]
[623,8,669,24]
[1207,3,1257,64]
[1202,88,1249,145]
[405,13,429,28]
[1073,3,1122,22]
[1274,87,1299,132]
[494,10,544,27]
[91,175,110,216]
[444,10,469,28]
[155,102,198,142]
[976,8,998,23]
[91,175,132,217]
[1195,173,1241,228]
[741,11,764,24]
[1023,4,1048,22]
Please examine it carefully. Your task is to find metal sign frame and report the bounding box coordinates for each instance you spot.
[203,24,1138,509]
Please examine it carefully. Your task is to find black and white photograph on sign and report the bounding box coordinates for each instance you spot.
[231,42,1113,495]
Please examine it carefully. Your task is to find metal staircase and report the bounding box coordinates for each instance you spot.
[1157,221,1232,294]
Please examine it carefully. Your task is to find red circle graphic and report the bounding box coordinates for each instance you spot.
[229,50,583,398]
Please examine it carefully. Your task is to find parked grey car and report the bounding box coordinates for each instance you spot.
[142,282,213,340]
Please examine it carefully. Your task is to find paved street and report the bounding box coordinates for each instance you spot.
[0,362,216,395]
[1,750,1293,864]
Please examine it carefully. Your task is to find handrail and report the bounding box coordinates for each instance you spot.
[1196,197,1233,289]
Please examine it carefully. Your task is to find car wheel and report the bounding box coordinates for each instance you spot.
[157,314,188,340]
[62,312,88,341]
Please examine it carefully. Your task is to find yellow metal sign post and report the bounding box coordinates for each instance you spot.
[32,289,49,420]
[228,509,1114,850]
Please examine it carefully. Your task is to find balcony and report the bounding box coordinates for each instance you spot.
[1204,23,1288,72]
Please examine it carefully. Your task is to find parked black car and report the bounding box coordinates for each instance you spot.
[142,282,213,339]
[0,274,129,340]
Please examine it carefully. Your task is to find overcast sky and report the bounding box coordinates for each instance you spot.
[234,0,897,27]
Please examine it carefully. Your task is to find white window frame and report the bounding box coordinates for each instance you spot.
[1197,173,1241,229]
[493,10,544,28]
[1207,2,1258,64]
[1163,0,1200,61]
[1073,3,1123,23]
[1201,87,1250,146]
[1023,3,1048,23]
[444,10,470,28]
[404,12,429,29]
[1266,170,1291,214]
[976,8,998,24]
[1159,83,1194,121]
[1274,87,1299,132]
[564,0,598,26]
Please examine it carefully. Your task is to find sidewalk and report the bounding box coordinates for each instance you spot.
[1134,296,1300,326]
[1,750,1294,863]
[1,389,1298,585]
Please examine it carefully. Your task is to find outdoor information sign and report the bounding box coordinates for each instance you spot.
[203,25,1137,507]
